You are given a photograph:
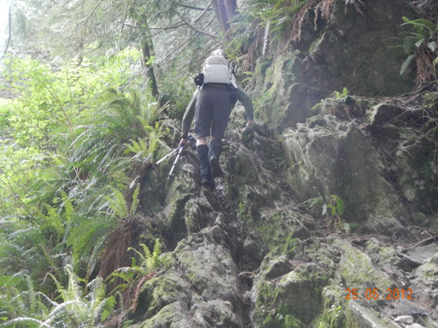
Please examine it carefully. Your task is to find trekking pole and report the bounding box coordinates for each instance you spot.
[168,146,184,179]
[155,146,182,166]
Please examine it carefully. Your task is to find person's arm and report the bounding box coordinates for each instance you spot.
[236,86,254,125]
[180,89,198,145]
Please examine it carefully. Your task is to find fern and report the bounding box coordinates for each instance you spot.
[399,16,437,84]
[108,239,163,296]
[400,54,415,75]
[130,184,140,218]
[103,186,129,220]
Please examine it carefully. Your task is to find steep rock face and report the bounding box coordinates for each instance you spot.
[305,0,415,96]
[125,110,437,328]
[281,115,411,234]
[122,0,437,327]
[278,93,437,235]
[252,0,415,131]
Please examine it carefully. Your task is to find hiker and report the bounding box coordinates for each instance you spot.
[179,49,254,187]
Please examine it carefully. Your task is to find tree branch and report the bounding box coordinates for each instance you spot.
[175,11,219,40]
[146,14,217,70]
[176,3,213,11]
[194,2,213,23]
[120,21,185,31]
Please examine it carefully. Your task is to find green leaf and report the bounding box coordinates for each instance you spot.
[427,42,437,52]
[415,38,425,48]
[400,55,415,75]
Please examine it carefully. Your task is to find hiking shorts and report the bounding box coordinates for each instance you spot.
[195,84,235,140]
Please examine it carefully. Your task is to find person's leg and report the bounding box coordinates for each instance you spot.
[195,137,211,185]
[195,88,214,185]
[209,88,234,178]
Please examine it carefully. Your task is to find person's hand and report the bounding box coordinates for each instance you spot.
[247,119,254,127]
[179,138,187,147]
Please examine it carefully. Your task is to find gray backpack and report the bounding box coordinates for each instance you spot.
[202,54,237,88]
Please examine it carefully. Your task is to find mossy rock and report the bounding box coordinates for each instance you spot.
[139,302,190,328]
[135,274,191,320]
[334,239,396,293]
[252,264,329,327]
[313,282,352,328]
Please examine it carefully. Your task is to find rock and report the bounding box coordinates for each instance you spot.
[251,264,328,327]
[261,254,293,280]
[281,118,412,234]
[407,324,425,328]
[334,239,396,293]
[409,252,438,315]
[138,302,191,328]
[191,299,242,327]
[175,226,243,321]
[348,301,397,328]
[367,103,403,126]
[395,315,414,324]
[135,272,191,320]
[365,238,413,273]
[399,300,428,316]
[306,0,415,96]
[243,237,264,269]
[283,116,410,233]
[404,244,438,264]
[314,283,350,328]
[184,197,217,234]
[252,53,324,131]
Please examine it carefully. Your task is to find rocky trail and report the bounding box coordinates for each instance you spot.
[113,1,438,326]
[121,98,438,327]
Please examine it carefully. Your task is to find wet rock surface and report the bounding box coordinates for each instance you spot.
[123,1,437,326]
[125,106,437,327]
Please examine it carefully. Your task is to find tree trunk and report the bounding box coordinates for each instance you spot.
[212,0,237,34]
[141,38,159,99]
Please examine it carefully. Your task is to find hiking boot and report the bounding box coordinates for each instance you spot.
[201,178,213,188]
[208,139,223,179]
[196,144,211,184]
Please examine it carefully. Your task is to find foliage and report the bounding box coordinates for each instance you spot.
[323,194,347,231]
[0,49,168,326]
[107,239,163,293]
[2,265,115,328]
[227,0,308,70]
[10,0,217,74]
[334,87,349,100]
[399,16,438,86]
[159,71,194,119]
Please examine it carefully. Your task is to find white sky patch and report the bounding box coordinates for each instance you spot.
[0,0,10,54]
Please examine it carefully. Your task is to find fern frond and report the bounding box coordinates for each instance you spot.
[3,316,50,328]
[130,184,140,217]
[127,246,146,263]
[24,275,37,314]
[415,38,426,49]
[151,239,162,270]
[400,55,415,75]
[46,273,68,302]
[35,292,59,308]
[86,236,107,281]
[44,300,87,326]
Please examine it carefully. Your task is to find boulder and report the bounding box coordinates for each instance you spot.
[281,115,412,234]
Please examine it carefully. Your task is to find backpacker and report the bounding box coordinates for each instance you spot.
[198,52,237,88]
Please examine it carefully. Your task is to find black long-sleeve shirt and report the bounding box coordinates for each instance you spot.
[181,86,254,139]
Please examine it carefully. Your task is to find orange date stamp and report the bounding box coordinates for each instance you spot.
[345,288,413,300]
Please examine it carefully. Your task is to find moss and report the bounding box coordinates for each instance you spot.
[309,36,323,53]
[313,284,352,328]
[262,305,305,328]
[335,239,395,292]
[140,304,175,328]
[283,234,301,258]
[419,262,438,280]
